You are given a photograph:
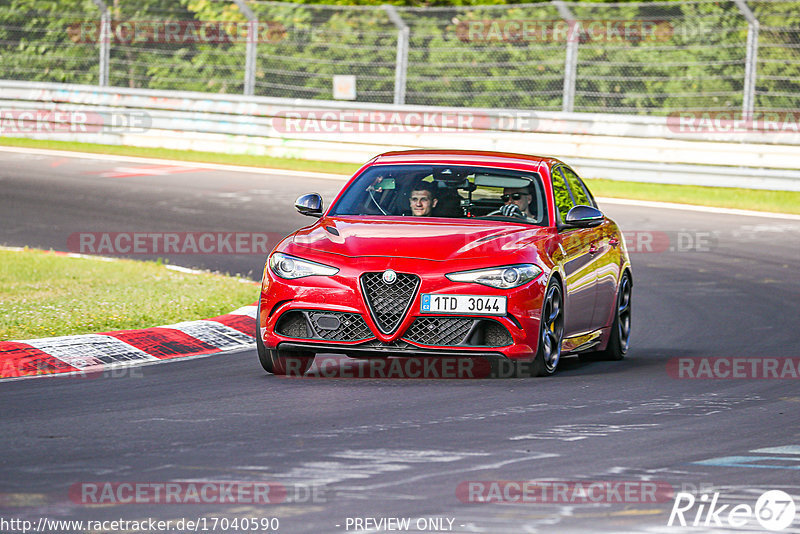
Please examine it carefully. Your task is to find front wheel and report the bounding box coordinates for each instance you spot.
[261,349,315,376]
[530,280,565,377]
[256,303,315,376]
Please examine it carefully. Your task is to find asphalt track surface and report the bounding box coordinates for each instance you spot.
[1,149,799,534]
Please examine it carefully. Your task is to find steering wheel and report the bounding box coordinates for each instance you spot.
[485,206,526,219]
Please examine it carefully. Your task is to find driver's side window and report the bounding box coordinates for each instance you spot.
[560,167,594,208]
[551,167,574,224]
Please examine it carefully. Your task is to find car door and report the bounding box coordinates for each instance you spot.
[551,165,597,336]
[560,166,620,330]
[591,217,624,330]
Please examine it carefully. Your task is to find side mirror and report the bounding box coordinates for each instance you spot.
[564,205,604,228]
[295,193,323,217]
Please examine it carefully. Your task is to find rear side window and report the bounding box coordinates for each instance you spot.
[551,167,573,223]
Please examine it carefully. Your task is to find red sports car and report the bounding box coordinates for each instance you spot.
[256,150,632,377]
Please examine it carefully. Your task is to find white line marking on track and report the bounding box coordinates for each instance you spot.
[751,445,800,455]
[164,264,205,275]
[0,146,350,180]
[596,197,800,220]
[100,165,204,178]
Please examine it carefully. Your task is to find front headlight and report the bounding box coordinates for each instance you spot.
[269,252,339,279]
[446,264,542,289]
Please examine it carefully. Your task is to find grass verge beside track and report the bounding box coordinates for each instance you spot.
[1,137,798,214]
[0,249,257,341]
[585,178,800,215]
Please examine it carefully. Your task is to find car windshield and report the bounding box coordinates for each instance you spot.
[329,164,548,226]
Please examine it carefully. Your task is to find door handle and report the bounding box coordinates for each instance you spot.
[589,243,598,254]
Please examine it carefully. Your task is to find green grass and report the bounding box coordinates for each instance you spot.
[0,249,258,341]
[2,137,798,214]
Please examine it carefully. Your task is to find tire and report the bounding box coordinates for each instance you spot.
[596,270,632,361]
[530,279,565,377]
[256,302,315,376]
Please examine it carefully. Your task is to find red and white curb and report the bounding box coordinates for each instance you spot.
[1,246,259,380]
[0,305,257,381]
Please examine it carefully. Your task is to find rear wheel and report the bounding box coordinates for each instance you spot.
[530,279,564,377]
[596,271,632,361]
[256,303,315,376]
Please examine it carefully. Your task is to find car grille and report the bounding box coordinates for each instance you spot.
[403,317,474,346]
[275,311,372,342]
[402,317,513,347]
[308,311,372,341]
[360,272,420,335]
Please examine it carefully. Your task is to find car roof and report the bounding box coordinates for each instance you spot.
[372,149,562,170]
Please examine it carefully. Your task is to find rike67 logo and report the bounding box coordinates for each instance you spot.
[668,490,796,531]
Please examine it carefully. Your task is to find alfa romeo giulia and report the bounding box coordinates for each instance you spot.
[256,150,632,377]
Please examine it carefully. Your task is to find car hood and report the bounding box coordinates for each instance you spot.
[291,217,552,261]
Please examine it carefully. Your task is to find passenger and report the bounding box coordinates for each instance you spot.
[409,182,439,217]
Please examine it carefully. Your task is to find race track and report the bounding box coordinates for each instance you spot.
[1,149,799,534]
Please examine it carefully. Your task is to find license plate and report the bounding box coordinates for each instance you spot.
[421,294,507,315]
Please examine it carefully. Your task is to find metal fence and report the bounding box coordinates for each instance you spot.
[0,0,798,115]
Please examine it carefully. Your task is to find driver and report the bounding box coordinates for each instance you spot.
[409,182,438,217]
[500,187,532,219]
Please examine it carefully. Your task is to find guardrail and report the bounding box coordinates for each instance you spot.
[1,80,799,191]
[4,1,799,116]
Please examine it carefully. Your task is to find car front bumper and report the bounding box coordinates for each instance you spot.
[259,254,547,361]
